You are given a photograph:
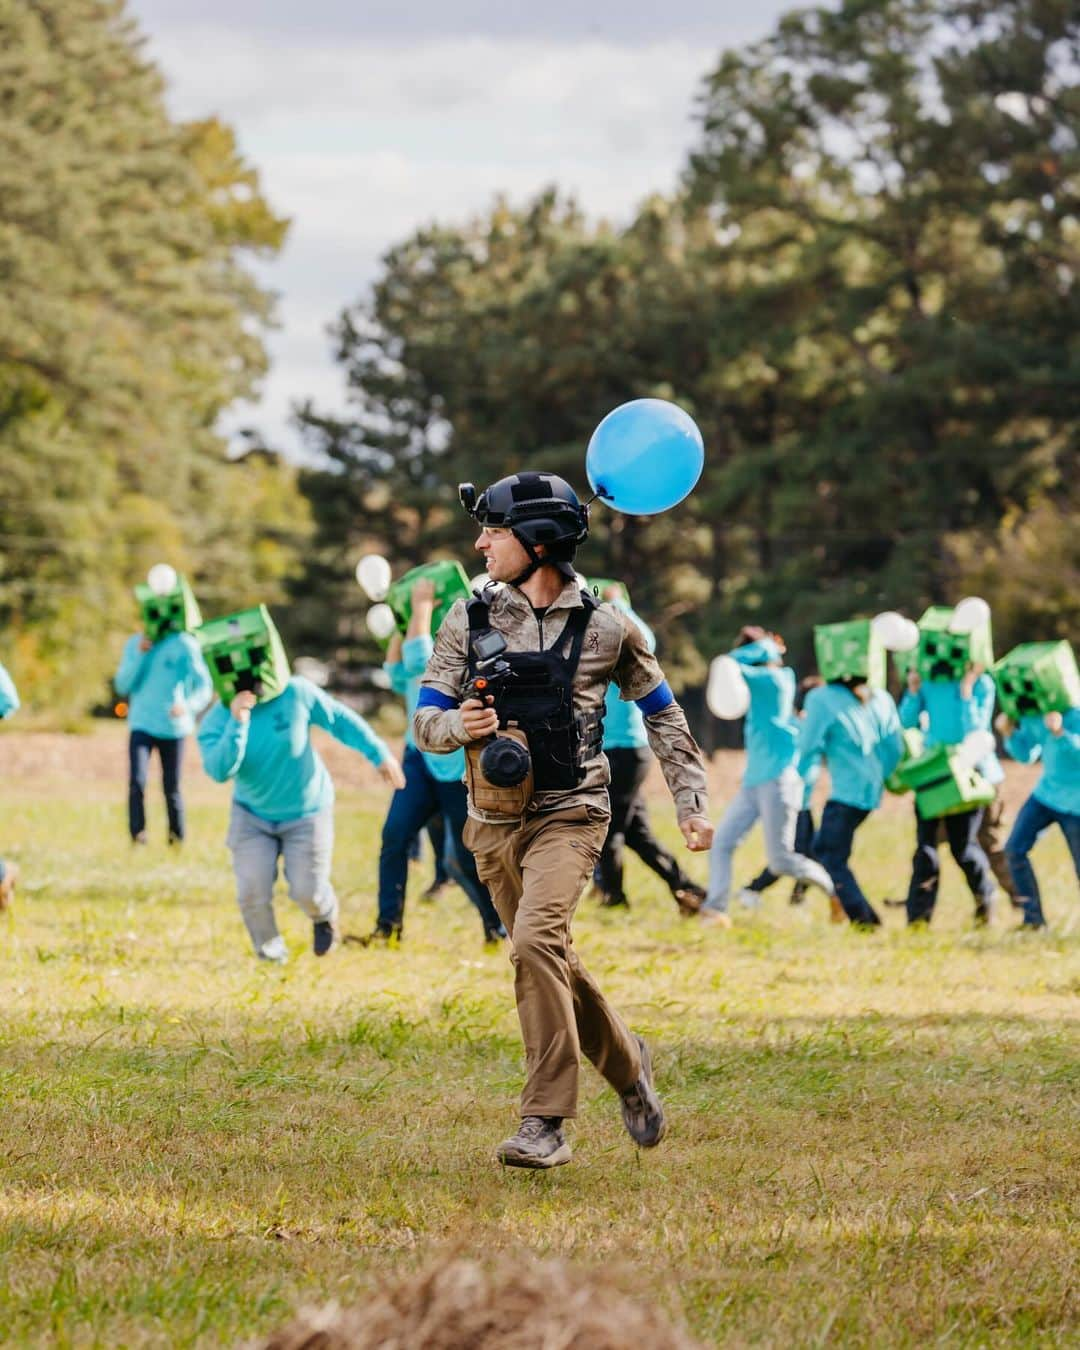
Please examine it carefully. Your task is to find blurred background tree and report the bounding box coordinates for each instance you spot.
[296,0,1078,728]
[2,0,1076,723]
[0,0,308,716]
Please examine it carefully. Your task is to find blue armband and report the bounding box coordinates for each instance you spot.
[416,687,458,711]
[636,681,674,716]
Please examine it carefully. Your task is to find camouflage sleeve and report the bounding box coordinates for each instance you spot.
[611,609,665,702]
[643,703,710,824]
[613,611,709,822]
[413,599,473,753]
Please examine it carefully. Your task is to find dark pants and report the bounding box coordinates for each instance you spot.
[377,746,501,935]
[813,801,880,925]
[598,747,696,903]
[128,730,184,841]
[747,808,816,894]
[1004,795,1080,926]
[905,806,995,925]
[407,815,449,885]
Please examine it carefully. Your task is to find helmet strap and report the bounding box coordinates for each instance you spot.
[509,531,545,587]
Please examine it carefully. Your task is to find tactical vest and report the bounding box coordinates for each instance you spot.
[466,591,605,791]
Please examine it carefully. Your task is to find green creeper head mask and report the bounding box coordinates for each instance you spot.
[993,641,1080,720]
[196,605,291,706]
[134,575,202,642]
[813,619,886,688]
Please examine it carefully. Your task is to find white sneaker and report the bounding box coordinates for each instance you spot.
[257,936,289,963]
[737,888,761,910]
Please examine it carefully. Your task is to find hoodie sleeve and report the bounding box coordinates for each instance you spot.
[0,661,19,719]
[182,636,214,715]
[796,688,829,783]
[958,673,994,736]
[898,687,924,730]
[115,635,148,697]
[730,637,782,668]
[876,693,905,781]
[305,680,389,765]
[197,702,248,782]
[1004,717,1042,765]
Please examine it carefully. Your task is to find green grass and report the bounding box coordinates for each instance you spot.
[1,729,1078,1346]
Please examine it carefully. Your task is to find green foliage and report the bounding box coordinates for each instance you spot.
[298,0,1078,703]
[0,0,306,716]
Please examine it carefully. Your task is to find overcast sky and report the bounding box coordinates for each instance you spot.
[128,0,795,455]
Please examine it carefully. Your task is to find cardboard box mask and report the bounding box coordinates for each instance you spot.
[814,619,886,688]
[993,641,1080,720]
[196,605,290,705]
[135,576,202,642]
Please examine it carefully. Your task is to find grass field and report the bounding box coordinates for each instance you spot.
[1,726,1078,1347]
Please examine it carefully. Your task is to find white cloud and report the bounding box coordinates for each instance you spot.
[126,13,792,452]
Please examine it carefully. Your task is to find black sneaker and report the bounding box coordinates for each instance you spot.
[620,1035,666,1148]
[313,919,339,956]
[483,924,507,947]
[788,882,808,906]
[496,1116,571,1169]
[600,894,630,910]
[420,880,448,902]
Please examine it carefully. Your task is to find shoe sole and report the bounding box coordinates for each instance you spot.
[497,1143,572,1169]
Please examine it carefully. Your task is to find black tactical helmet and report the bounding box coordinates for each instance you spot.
[459,472,589,567]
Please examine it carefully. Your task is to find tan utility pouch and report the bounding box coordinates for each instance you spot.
[464,723,533,818]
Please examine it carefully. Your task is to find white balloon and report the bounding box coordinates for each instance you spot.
[293,656,331,688]
[954,729,995,769]
[147,563,178,596]
[365,604,398,640]
[355,554,393,602]
[871,611,920,653]
[949,596,991,635]
[706,655,751,719]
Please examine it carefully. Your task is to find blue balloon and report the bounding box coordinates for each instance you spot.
[586,399,704,515]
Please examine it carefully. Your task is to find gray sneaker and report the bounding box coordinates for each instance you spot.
[496,1116,571,1169]
[620,1035,666,1148]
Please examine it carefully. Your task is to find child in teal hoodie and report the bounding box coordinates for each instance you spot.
[115,629,212,844]
[199,674,404,961]
[702,630,836,922]
[898,665,1001,925]
[999,707,1080,929]
[797,678,904,926]
[0,658,19,906]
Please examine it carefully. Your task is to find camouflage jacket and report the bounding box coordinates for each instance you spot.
[413,578,709,825]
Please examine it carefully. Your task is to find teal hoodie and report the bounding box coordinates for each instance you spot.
[798,684,904,811]
[603,602,655,750]
[730,638,801,786]
[385,634,465,783]
[115,632,212,739]
[898,673,1002,785]
[198,675,390,822]
[0,660,18,719]
[1004,710,1080,817]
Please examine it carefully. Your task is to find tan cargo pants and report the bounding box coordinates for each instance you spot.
[463,800,642,1119]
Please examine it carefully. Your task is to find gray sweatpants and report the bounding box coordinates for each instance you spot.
[704,767,834,913]
[226,801,337,957]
